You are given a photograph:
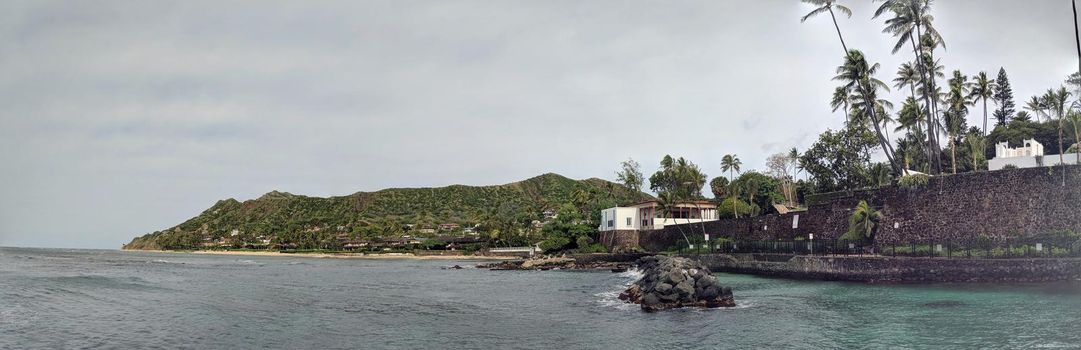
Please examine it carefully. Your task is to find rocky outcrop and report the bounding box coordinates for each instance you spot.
[619,256,735,311]
[477,255,634,271]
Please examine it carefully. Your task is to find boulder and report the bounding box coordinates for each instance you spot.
[621,255,736,311]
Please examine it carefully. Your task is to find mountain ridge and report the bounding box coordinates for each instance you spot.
[123,173,651,250]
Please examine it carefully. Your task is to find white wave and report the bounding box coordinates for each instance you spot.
[617,268,644,281]
[594,289,638,311]
[234,259,262,265]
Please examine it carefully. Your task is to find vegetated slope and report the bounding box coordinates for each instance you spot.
[123,173,651,250]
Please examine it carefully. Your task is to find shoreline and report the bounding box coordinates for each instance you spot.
[125,249,521,260]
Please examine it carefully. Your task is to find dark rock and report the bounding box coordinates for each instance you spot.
[675,280,694,295]
[700,285,720,299]
[642,293,660,306]
[620,255,736,311]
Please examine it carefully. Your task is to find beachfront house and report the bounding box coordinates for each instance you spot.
[598,200,718,232]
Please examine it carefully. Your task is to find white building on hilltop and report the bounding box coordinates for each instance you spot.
[598,200,718,232]
[988,139,1079,170]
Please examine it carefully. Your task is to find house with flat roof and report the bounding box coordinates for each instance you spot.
[598,200,718,232]
[988,139,1079,170]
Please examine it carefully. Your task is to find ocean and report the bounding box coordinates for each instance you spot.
[2,247,1080,349]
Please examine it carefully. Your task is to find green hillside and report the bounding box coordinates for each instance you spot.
[123,173,651,250]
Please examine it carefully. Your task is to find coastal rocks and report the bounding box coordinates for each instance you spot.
[477,256,632,271]
[521,257,574,269]
[618,256,735,311]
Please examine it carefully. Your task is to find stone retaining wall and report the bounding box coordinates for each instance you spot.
[630,165,1081,252]
[681,253,1081,283]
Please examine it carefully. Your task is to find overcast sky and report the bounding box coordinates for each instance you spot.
[1,0,1077,249]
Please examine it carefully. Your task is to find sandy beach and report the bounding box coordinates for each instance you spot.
[129,249,520,260]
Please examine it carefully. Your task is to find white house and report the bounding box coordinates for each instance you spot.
[598,200,718,232]
[988,139,1079,170]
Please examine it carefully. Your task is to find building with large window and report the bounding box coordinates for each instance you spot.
[598,200,718,232]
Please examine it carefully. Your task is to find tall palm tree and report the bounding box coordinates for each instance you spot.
[834,50,901,172]
[1044,87,1071,183]
[965,132,987,171]
[674,157,709,237]
[719,154,741,219]
[801,0,854,51]
[944,70,970,174]
[720,154,741,181]
[894,96,924,135]
[968,71,996,135]
[877,0,946,174]
[804,0,902,174]
[894,62,921,101]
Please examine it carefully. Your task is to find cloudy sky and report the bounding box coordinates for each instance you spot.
[1,0,1077,249]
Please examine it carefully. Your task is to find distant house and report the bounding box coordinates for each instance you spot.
[598,200,718,232]
[438,223,461,231]
[418,228,436,234]
[989,139,1079,170]
[542,209,558,220]
[342,240,369,250]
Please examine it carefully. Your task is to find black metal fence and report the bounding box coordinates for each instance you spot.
[676,237,1081,259]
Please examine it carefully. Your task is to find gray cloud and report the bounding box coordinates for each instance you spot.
[1,0,1077,248]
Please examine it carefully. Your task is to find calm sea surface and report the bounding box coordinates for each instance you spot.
[2,247,1081,349]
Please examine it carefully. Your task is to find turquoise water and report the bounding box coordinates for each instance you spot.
[2,247,1080,349]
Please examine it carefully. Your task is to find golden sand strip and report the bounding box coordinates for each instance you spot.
[128,249,519,260]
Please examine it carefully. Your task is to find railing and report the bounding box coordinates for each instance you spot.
[676,237,1081,259]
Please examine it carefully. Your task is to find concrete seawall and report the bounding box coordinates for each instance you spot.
[679,253,1081,283]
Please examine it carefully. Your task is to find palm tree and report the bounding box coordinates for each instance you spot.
[965,132,986,171]
[842,200,882,243]
[720,154,741,181]
[1013,111,1034,123]
[834,50,901,172]
[894,62,921,101]
[1044,87,1071,185]
[877,0,946,174]
[1024,96,1046,123]
[719,154,741,219]
[1069,111,1081,163]
[831,86,852,121]
[655,191,691,248]
[894,96,923,135]
[944,70,970,174]
[803,0,902,174]
[968,71,996,136]
[801,0,854,51]
[742,176,762,217]
[868,163,892,187]
[674,157,709,237]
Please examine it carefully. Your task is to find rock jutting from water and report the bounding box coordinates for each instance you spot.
[618,255,735,311]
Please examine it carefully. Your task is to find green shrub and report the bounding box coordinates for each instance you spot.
[538,236,571,252]
[897,174,930,189]
[575,235,594,248]
[577,243,608,254]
